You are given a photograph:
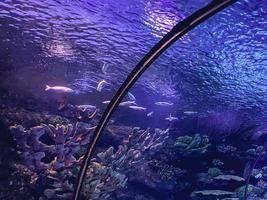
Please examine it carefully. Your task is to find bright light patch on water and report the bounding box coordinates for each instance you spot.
[44,40,75,60]
[143,1,185,38]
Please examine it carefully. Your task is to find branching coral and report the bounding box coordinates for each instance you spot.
[79,127,169,199]
[98,128,169,171]
[10,123,169,199]
[83,162,127,200]
[123,128,169,157]
[10,122,95,173]
[96,146,141,172]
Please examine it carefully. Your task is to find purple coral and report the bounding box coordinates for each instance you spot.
[10,122,169,199]
[10,122,95,173]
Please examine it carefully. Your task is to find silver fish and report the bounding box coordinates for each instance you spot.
[102,62,108,74]
[165,114,178,122]
[129,105,147,111]
[147,111,154,117]
[155,101,173,106]
[183,111,198,115]
[119,101,137,107]
[102,100,136,107]
[128,92,136,101]
[76,105,96,109]
[45,85,74,93]
[96,80,107,92]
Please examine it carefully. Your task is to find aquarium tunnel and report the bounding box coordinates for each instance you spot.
[0,0,266,200]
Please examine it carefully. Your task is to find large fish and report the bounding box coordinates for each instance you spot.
[102,100,137,107]
[45,85,74,93]
[165,114,178,122]
[129,105,147,111]
[155,101,173,106]
[76,105,96,110]
[96,80,107,92]
[119,101,137,107]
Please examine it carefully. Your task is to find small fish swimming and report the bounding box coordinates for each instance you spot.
[76,105,96,110]
[102,100,111,104]
[128,92,136,101]
[183,111,198,115]
[119,101,137,107]
[129,105,147,111]
[96,80,107,92]
[45,85,74,93]
[147,111,154,117]
[155,101,174,106]
[165,114,178,122]
[101,62,108,74]
[102,100,137,107]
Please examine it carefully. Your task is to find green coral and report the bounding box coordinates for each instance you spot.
[207,168,222,177]
[174,134,210,154]
[83,162,127,200]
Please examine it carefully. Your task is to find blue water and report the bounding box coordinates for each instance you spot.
[0,0,266,199]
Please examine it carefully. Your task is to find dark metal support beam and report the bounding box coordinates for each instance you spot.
[73,0,238,199]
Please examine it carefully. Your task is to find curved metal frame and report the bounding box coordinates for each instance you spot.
[73,0,238,199]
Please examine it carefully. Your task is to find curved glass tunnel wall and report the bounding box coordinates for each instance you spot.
[0,0,213,199]
[0,0,266,200]
[80,1,267,200]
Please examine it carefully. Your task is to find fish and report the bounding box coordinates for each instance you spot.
[45,85,74,93]
[147,111,154,117]
[119,101,137,107]
[165,114,178,122]
[102,62,108,74]
[96,80,107,92]
[102,100,137,107]
[183,111,198,115]
[128,92,136,101]
[129,105,147,111]
[102,100,111,104]
[76,105,96,110]
[155,101,173,106]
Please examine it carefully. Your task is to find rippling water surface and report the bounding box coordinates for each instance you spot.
[0,0,204,93]
[0,1,267,200]
[0,0,266,117]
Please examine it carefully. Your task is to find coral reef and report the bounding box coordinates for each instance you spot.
[2,93,267,200]
[0,163,39,200]
[10,122,95,173]
[0,102,98,129]
[84,127,169,199]
[174,133,210,154]
[148,159,186,181]
[82,162,127,200]
[9,120,169,199]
